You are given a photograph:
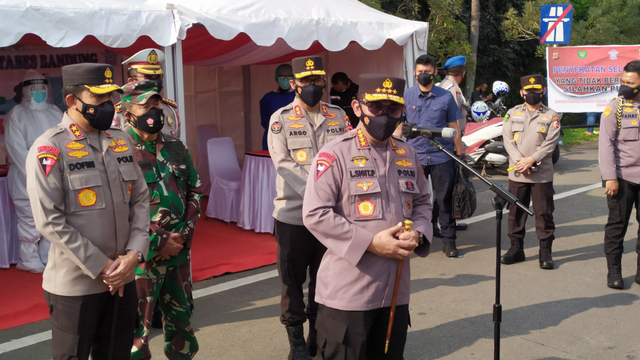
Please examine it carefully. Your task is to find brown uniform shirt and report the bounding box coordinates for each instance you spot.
[598,96,640,184]
[114,97,181,137]
[268,97,349,225]
[438,75,467,133]
[26,113,150,296]
[503,104,561,183]
[302,127,432,311]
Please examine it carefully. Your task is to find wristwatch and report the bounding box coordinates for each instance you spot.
[128,250,144,263]
[416,231,426,246]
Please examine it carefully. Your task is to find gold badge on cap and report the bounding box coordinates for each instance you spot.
[147,50,159,65]
[305,59,315,70]
[104,67,113,84]
[529,77,535,85]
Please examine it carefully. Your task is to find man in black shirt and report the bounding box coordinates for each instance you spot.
[330,72,359,128]
[471,80,493,104]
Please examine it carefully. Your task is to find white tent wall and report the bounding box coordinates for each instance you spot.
[179,40,405,168]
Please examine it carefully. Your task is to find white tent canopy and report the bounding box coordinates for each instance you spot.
[0,0,184,48]
[171,0,428,52]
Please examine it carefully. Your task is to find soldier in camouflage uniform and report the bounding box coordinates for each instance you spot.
[120,81,203,360]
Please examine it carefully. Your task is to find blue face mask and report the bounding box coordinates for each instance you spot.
[278,77,291,91]
[31,90,47,103]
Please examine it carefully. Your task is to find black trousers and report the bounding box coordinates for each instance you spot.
[44,281,138,360]
[423,160,456,243]
[314,304,409,360]
[275,220,327,326]
[507,180,555,242]
[604,178,640,256]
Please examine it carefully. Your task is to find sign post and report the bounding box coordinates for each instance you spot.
[540,4,573,44]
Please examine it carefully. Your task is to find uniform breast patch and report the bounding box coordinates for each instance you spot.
[66,141,85,150]
[356,181,373,192]
[406,200,412,213]
[394,147,406,156]
[289,123,305,129]
[514,133,520,142]
[67,150,90,159]
[357,199,375,217]
[295,149,308,163]
[326,120,340,126]
[352,156,367,167]
[109,138,130,153]
[395,159,413,167]
[78,188,97,207]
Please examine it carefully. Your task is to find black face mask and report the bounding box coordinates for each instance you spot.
[360,112,401,142]
[130,107,165,134]
[75,98,115,131]
[524,92,544,105]
[296,84,325,107]
[417,73,434,87]
[618,85,640,100]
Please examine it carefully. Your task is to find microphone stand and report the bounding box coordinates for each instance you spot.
[425,137,534,360]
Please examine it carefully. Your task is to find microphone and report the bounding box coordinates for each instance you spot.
[402,122,457,139]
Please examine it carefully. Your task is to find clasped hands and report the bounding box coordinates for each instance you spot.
[515,156,536,175]
[367,223,420,261]
[100,232,184,296]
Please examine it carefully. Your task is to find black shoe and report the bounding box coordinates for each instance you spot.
[151,305,163,329]
[455,223,468,231]
[307,319,317,357]
[442,242,459,257]
[539,240,554,270]
[606,254,624,290]
[501,239,525,265]
[286,325,311,360]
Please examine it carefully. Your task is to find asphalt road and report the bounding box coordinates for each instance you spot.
[2,141,639,360]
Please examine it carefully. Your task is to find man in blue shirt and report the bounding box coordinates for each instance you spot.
[260,64,296,150]
[406,55,466,257]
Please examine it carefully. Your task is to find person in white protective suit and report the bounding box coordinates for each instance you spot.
[5,70,62,273]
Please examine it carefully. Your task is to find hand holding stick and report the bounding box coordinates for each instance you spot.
[385,219,413,354]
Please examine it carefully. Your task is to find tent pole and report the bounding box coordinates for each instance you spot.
[174,39,187,143]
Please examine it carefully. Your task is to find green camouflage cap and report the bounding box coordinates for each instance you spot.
[120,80,161,104]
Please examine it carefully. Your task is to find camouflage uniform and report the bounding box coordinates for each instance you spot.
[128,128,203,360]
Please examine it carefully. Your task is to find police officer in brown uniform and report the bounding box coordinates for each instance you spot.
[303,74,432,360]
[268,55,350,360]
[598,60,640,289]
[501,74,560,270]
[114,49,181,137]
[26,63,150,360]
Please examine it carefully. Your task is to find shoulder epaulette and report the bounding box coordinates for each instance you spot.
[115,102,123,113]
[162,97,178,108]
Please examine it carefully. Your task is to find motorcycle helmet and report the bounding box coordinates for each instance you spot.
[492,81,510,97]
[471,101,490,122]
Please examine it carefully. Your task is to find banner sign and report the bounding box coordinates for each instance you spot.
[0,47,123,118]
[546,45,640,113]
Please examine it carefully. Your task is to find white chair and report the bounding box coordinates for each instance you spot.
[196,124,220,195]
[205,137,242,222]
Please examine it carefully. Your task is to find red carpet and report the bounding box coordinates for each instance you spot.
[0,210,277,331]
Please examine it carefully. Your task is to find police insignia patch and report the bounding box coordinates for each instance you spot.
[295,149,308,162]
[390,138,397,148]
[552,120,560,129]
[316,159,331,179]
[38,153,58,177]
[356,181,374,192]
[394,147,406,156]
[167,116,174,127]
[128,183,132,196]
[69,123,84,139]
[406,180,415,191]
[540,127,546,133]
[287,115,302,121]
[352,156,367,167]
[395,159,412,167]
[633,120,638,125]
[603,106,612,117]
[406,201,412,213]
[357,199,375,217]
[326,121,340,126]
[78,188,97,207]
[344,116,353,131]
[271,121,282,134]
[514,133,519,142]
[67,150,90,159]
[111,118,119,127]
[109,138,130,153]
[289,123,305,129]
[294,105,303,117]
[504,114,510,122]
[624,108,635,113]
[318,152,336,163]
[542,116,549,121]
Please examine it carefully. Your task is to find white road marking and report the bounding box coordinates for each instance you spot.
[0,183,602,354]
